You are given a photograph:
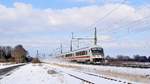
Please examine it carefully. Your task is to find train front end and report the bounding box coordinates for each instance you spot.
[90,47,105,63]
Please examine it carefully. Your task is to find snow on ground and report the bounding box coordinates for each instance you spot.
[44,64,130,84]
[1,59,150,84]
[0,63,136,84]
[43,58,150,84]
[0,63,83,84]
[0,63,24,69]
[44,59,150,76]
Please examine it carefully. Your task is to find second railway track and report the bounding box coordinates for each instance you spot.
[48,65,132,84]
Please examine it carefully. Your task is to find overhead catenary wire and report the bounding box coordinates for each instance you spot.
[53,0,150,56]
[89,2,150,43]
[95,0,150,56]
[102,17,150,56]
[89,0,127,28]
[105,0,150,35]
[109,15,150,39]
[111,0,150,56]
[71,0,128,48]
[70,0,128,49]
[93,0,150,56]
[86,0,150,36]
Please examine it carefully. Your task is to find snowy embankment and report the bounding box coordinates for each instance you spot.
[44,59,150,76]
[1,59,149,84]
[0,63,24,69]
[44,63,134,84]
[43,58,150,84]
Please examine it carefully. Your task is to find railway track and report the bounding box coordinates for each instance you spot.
[54,69,94,84]
[80,71,132,84]
[54,67,131,84]
[66,72,95,84]
[58,69,132,84]
[45,62,149,84]
[101,63,150,69]
[78,62,150,69]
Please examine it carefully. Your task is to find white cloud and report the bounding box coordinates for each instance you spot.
[14,2,32,10]
[98,35,113,42]
[0,2,150,56]
[0,2,150,33]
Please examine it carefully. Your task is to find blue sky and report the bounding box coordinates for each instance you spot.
[0,0,96,8]
[0,0,150,8]
[0,0,150,57]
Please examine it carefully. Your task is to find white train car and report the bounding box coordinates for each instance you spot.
[61,45,104,63]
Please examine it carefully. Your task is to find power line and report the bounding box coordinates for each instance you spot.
[109,16,150,34]
[89,0,150,35]
[54,0,127,53]
[71,28,97,49]
[74,0,127,48]
[89,0,127,28]
[95,0,150,55]
[114,15,150,35]
[99,2,150,36]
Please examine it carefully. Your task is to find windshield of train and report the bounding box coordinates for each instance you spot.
[91,47,103,55]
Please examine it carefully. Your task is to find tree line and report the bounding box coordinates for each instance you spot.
[106,54,150,62]
[0,45,32,63]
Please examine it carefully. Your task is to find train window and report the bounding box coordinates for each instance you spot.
[76,51,87,56]
[84,51,87,55]
[91,48,104,55]
[65,53,73,57]
[76,52,80,56]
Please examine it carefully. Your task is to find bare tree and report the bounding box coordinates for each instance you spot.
[12,45,27,63]
[117,55,130,61]
[134,55,148,62]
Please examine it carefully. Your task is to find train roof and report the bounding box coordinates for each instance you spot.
[60,45,103,55]
[73,45,103,51]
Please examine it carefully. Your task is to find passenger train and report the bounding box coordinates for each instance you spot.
[60,45,105,63]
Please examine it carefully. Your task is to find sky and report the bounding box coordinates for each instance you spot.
[0,0,150,58]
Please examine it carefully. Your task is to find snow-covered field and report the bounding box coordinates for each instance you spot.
[43,59,150,84]
[0,59,150,84]
[45,63,136,84]
[44,59,150,76]
[0,63,127,84]
[0,64,84,84]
